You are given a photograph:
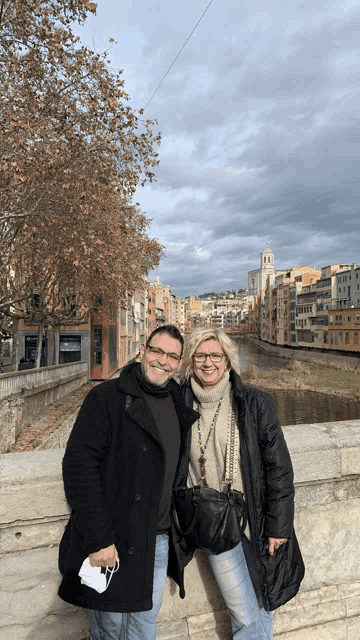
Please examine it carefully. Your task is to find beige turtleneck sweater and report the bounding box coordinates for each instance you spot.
[187,371,245,496]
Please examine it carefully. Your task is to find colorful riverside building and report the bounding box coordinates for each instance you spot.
[263,266,321,346]
[260,260,360,354]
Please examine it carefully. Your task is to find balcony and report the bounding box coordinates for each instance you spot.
[311,318,328,326]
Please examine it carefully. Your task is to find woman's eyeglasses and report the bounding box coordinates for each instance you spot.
[146,345,181,365]
[193,353,225,363]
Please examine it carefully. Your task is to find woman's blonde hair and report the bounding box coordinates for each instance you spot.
[180,327,240,382]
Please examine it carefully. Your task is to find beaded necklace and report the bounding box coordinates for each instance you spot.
[196,397,223,487]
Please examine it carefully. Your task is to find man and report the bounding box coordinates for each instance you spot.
[58,325,198,640]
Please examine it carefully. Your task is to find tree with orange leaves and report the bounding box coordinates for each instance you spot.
[0,0,163,368]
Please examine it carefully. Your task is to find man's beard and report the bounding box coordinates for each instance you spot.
[142,363,171,387]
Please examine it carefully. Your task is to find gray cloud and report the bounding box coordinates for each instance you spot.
[77,0,360,297]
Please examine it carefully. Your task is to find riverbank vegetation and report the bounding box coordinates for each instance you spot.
[242,358,360,402]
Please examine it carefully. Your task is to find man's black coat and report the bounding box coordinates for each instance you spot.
[58,362,198,613]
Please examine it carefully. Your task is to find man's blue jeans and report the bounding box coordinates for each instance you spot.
[208,540,273,639]
[88,533,169,640]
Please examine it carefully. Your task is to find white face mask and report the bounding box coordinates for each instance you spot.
[78,557,120,593]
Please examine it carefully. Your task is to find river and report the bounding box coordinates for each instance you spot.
[233,336,360,426]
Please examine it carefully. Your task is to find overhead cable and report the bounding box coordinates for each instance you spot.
[143,0,215,112]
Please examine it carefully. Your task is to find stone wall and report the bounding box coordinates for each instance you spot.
[0,420,359,640]
[37,408,80,451]
[247,335,360,367]
[0,362,88,452]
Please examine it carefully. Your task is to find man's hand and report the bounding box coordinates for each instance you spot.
[89,544,119,568]
[268,537,288,556]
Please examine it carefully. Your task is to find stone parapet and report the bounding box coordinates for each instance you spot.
[0,362,89,452]
[0,420,359,640]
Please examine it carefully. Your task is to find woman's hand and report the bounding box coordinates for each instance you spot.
[268,537,288,556]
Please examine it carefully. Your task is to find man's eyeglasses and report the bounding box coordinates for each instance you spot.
[193,353,225,363]
[146,345,182,365]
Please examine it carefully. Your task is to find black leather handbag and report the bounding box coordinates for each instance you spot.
[172,484,247,555]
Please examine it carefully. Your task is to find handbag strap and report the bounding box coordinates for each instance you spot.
[225,391,239,489]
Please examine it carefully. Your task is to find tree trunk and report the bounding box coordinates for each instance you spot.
[12,318,19,372]
[52,325,60,365]
[35,321,44,369]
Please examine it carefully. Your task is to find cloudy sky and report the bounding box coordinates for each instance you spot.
[77,0,360,298]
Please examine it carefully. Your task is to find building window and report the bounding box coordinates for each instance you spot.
[2,342,10,357]
[348,317,351,322]
[324,332,328,344]
[109,325,117,371]
[59,335,81,364]
[93,327,102,365]
[355,332,358,344]
[345,332,350,344]
[339,332,343,344]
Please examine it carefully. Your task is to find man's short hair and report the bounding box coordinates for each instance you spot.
[146,325,184,355]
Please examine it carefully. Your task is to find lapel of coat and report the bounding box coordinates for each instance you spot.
[125,395,162,446]
[117,363,198,447]
[118,363,162,446]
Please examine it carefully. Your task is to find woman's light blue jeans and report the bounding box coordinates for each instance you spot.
[88,533,169,640]
[208,540,273,640]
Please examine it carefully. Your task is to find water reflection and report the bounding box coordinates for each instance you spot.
[233,336,360,425]
[268,389,360,426]
[234,337,288,371]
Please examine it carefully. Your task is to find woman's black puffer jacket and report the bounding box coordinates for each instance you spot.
[176,370,305,612]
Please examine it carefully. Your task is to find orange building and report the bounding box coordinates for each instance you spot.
[328,308,360,351]
[148,285,157,335]
[272,267,321,346]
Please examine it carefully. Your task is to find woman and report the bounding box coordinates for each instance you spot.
[176,328,304,639]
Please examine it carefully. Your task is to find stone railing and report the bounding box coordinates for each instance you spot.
[0,361,89,400]
[0,419,359,640]
[0,362,89,452]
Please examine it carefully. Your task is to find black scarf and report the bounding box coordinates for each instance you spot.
[135,363,171,398]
